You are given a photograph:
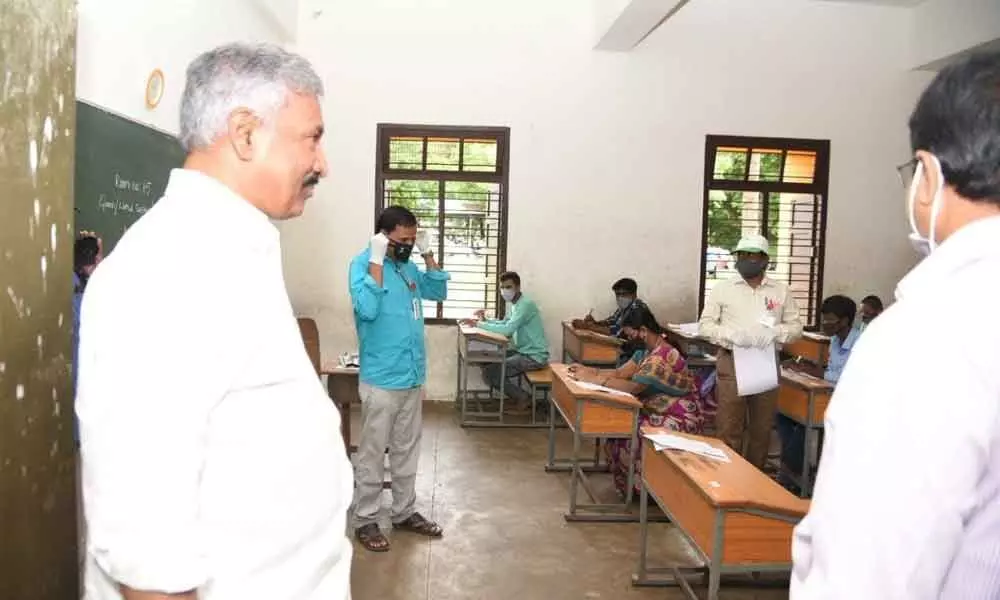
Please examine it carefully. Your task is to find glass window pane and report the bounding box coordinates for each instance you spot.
[388,137,424,170]
[425,137,460,171]
[462,139,498,173]
[749,149,782,182]
[383,180,439,217]
[712,147,748,181]
[441,180,501,319]
[783,150,816,184]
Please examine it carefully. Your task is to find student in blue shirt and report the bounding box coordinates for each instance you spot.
[778,295,860,492]
[349,206,450,552]
[72,232,102,443]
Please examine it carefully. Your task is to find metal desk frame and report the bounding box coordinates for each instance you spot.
[545,392,642,522]
[456,329,508,427]
[632,476,796,600]
[777,377,830,498]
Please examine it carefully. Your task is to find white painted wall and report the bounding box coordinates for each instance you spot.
[75,0,297,134]
[912,0,1000,69]
[284,0,932,399]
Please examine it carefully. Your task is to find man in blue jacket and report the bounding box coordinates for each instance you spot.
[348,205,449,552]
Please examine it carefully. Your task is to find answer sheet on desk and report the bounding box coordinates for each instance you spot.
[574,380,634,398]
[643,432,730,462]
[733,343,779,395]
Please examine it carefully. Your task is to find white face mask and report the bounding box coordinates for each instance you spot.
[907,155,945,256]
[616,297,632,311]
[500,288,516,303]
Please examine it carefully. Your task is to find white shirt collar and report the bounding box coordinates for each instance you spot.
[164,168,280,249]
[896,215,1000,301]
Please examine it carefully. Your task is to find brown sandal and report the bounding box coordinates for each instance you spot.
[355,523,390,552]
[392,512,443,538]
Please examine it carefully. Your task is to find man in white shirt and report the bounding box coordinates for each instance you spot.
[77,43,353,600]
[698,233,803,469]
[791,51,1000,599]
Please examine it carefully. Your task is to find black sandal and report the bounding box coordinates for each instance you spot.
[392,512,443,538]
[355,523,390,552]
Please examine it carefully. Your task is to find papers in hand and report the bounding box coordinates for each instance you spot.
[573,380,634,398]
[644,432,730,462]
[733,343,778,395]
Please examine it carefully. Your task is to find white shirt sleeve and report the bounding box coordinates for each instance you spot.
[791,311,996,600]
[78,265,250,593]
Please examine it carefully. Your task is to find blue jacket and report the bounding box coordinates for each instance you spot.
[349,249,449,389]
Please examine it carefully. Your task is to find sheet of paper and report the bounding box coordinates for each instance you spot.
[669,322,701,337]
[573,380,634,398]
[643,432,730,462]
[733,343,779,396]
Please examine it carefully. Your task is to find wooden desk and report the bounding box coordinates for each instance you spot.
[664,324,720,368]
[633,428,809,600]
[561,322,622,367]
[546,363,643,521]
[783,332,830,367]
[320,363,359,455]
[777,367,834,497]
[456,326,512,427]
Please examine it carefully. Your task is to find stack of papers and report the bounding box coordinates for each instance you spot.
[573,380,634,398]
[643,432,730,462]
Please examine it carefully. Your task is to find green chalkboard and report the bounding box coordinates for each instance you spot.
[74,101,186,253]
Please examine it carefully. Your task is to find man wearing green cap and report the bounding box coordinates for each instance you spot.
[698,233,803,469]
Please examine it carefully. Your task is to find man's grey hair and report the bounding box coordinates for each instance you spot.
[179,42,323,151]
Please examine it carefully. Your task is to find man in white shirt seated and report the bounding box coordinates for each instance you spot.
[77,43,353,600]
[791,50,1000,599]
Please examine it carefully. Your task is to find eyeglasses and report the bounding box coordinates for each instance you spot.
[896,158,918,189]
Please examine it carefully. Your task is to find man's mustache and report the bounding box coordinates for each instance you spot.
[303,172,321,187]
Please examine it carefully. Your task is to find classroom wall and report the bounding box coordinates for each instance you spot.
[284,0,933,399]
[0,1,79,597]
[75,0,296,135]
[911,0,1000,69]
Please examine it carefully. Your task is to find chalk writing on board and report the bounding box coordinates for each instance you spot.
[114,173,154,196]
[96,172,156,217]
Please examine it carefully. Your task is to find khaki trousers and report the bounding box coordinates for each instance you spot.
[714,349,779,470]
[352,383,423,529]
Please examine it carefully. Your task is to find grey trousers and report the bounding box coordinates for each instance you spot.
[353,383,423,529]
[482,351,546,403]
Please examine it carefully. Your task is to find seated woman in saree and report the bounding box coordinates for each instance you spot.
[568,313,706,498]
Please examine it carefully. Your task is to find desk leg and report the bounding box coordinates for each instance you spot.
[461,355,470,424]
[624,418,639,506]
[568,401,583,517]
[802,392,815,498]
[707,515,724,600]
[546,400,557,470]
[636,480,650,581]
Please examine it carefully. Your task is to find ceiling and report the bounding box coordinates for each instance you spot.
[809,0,927,6]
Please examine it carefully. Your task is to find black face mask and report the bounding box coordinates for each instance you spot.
[735,257,767,280]
[388,240,414,262]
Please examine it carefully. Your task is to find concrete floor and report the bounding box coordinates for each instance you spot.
[348,403,790,600]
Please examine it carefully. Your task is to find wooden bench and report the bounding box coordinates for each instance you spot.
[524,366,553,422]
[633,428,809,600]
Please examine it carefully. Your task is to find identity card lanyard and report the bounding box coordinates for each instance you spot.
[391,262,421,321]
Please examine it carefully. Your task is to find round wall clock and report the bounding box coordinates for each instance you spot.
[145,69,165,110]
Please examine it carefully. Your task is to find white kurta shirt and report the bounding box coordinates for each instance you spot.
[77,169,353,600]
[791,215,1000,600]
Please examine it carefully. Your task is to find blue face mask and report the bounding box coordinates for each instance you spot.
[616,297,632,311]
[501,288,516,302]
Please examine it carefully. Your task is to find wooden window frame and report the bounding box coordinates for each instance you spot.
[374,123,511,325]
[700,134,831,326]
